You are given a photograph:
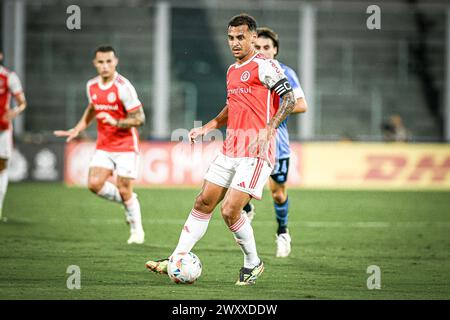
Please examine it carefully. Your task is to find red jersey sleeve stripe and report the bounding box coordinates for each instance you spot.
[127,104,142,112]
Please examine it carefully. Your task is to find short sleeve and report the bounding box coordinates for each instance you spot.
[118,81,142,112]
[284,67,305,100]
[225,65,233,104]
[257,59,287,89]
[8,72,23,95]
[86,82,92,103]
[225,77,229,104]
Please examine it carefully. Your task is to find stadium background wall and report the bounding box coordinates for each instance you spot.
[8,140,64,182]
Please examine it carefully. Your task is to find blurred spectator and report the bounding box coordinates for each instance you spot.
[340,132,356,142]
[381,114,412,142]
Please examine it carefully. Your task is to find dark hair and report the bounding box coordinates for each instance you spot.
[381,121,395,133]
[257,27,279,56]
[93,45,116,58]
[228,13,257,32]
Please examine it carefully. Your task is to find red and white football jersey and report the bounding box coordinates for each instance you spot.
[86,72,142,153]
[223,53,287,165]
[0,65,23,131]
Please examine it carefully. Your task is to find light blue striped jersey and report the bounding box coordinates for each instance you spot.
[276,62,304,160]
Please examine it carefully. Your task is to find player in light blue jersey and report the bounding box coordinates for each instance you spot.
[243,27,308,258]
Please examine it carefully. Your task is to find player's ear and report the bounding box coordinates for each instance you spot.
[92,52,98,66]
[250,31,257,44]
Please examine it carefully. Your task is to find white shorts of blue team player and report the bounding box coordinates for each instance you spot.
[0,129,13,160]
[204,152,273,200]
[89,149,140,179]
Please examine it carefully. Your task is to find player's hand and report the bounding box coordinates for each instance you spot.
[53,128,80,143]
[248,127,274,163]
[189,127,206,144]
[4,108,20,121]
[96,112,118,126]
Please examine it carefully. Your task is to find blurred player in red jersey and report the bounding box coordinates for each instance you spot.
[54,46,146,244]
[146,14,297,285]
[0,50,27,221]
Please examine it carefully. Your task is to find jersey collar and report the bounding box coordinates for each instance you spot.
[233,52,258,69]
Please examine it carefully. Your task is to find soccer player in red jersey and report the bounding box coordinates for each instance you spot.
[146,14,296,285]
[55,46,146,244]
[0,50,27,221]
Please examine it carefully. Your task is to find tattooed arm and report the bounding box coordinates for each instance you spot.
[250,75,296,162]
[117,108,146,129]
[267,91,296,136]
[96,107,146,129]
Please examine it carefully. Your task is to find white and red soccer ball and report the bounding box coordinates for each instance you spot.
[168,252,202,284]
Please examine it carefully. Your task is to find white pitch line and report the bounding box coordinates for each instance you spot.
[7,217,450,228]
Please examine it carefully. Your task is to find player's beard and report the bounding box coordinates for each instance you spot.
[101,71,114,82]
[236,48,254,62]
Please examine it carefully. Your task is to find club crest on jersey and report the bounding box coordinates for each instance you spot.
[240,71,250,82]
[107,92,117,103]
[92,94,97,101]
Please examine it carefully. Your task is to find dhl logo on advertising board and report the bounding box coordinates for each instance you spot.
[299,143,450,189]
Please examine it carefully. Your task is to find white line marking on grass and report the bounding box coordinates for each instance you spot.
[11,217,450,228]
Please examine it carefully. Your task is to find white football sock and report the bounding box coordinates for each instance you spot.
[97,181,122,203]
[124,194,144,233]
[171,208,212,256]
[0,169,8,217]
[229,214,260,269]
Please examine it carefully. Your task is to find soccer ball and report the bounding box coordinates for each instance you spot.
[168,252,202,284]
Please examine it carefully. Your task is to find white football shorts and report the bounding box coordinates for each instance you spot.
[89,149,140,179]
[204,152,273,200]
[0,128,13,160]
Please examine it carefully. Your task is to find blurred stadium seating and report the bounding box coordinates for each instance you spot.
[8,0,447,142]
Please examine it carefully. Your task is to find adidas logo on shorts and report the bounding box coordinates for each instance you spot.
[238,181,246,188]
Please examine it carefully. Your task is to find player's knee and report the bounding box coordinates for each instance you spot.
[0,159,7,171]
[272,189,287,204]
[117,184,131,200]
[194,193,215,213]
[88,179,103,194]
[220,201,240,222]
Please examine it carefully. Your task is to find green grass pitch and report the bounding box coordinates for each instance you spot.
[0,183,449,299]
